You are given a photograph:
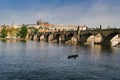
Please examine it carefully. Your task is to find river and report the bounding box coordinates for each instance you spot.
[0,40,120,80]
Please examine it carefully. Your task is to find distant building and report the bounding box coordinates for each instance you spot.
[54,25,87,31]
[23,19,54,30]
[79,25,87,31]
[37,19,54,28]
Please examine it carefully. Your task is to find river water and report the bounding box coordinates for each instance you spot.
[0,40,120,80]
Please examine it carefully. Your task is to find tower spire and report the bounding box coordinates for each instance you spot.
[37,18,42,25]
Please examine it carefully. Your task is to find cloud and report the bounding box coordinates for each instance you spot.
[78,0,120,28]
[0,0,120,28]
[35,0,120,28]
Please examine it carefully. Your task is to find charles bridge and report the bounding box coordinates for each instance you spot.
[28,28,120,45]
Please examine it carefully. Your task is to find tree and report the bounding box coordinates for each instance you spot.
[0,27,7,38]
[34,28,39,34]
[20,25,28,38]
[7,27,18,38]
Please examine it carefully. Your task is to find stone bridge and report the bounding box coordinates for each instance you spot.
[28,28,120,44]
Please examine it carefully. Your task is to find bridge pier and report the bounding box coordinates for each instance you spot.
[101,41,111,45]
[31,35,34,40]
[37,34,40,41]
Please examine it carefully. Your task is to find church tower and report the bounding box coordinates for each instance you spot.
[37,18,42,25]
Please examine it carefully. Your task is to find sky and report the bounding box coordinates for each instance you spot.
[0,0,120,28]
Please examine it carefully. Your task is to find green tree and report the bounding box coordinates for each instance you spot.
[20,25,28,38]
[34,28,39,34]
[0,27,7,38]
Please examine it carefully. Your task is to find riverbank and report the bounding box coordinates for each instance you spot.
[0,38,28,41]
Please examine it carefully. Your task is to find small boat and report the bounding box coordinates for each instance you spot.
[68,54,79,59]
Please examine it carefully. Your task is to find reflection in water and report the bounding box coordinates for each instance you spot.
[90,44,115,60]
[90,44,101,60]
[100,44,113,53]
[91,44,114,54]
[0,40,120,80]
[1,39,27,43]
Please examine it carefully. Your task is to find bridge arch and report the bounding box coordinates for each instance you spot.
[40,34,45,41]
[79,33,93,44]
[44,33,52,42]
[65,33,75,41]
[48,34,54,42]
[53,33,63,43]
[101,31,119,43]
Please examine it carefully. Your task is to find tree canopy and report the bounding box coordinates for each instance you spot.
[0,27,7,38]
[20,25,28,38]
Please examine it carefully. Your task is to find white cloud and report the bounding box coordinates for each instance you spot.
[0,0,120,28]
[78,0,120,28]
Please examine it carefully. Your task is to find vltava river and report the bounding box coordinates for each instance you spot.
[0,40,120,80]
